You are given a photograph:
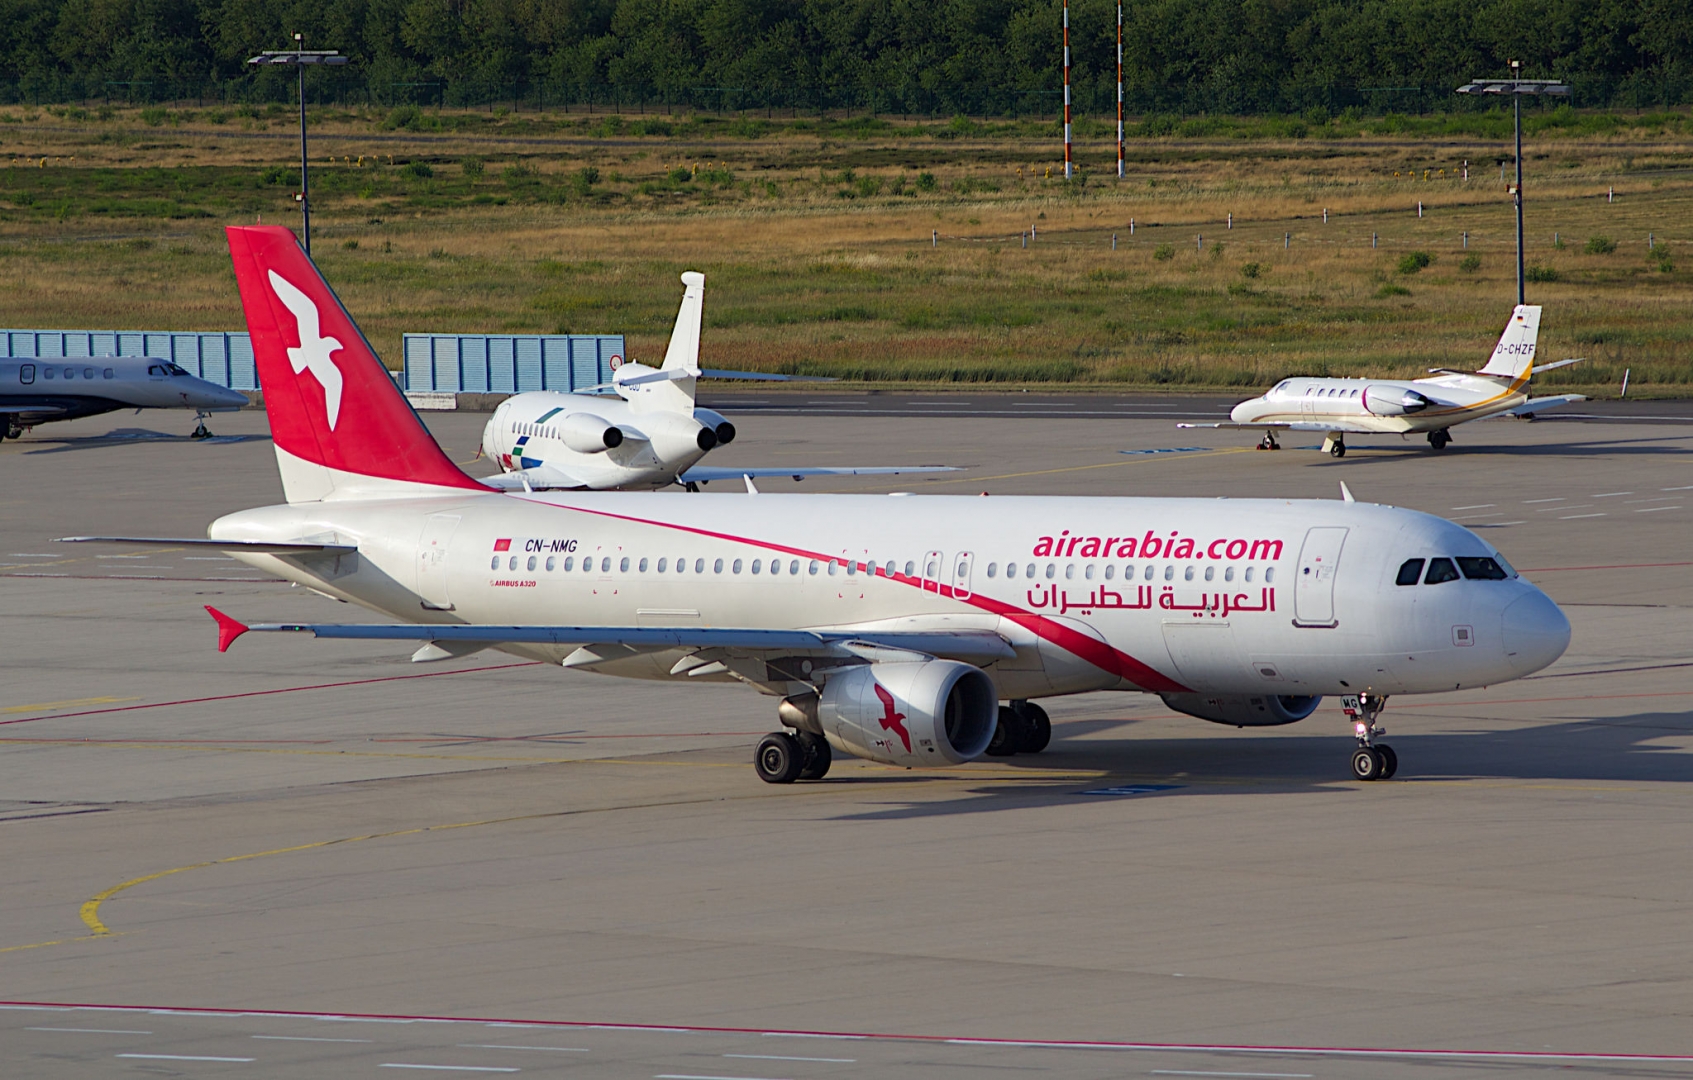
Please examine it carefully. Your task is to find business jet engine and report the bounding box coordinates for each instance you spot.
[559,413,624,453]
[1160,692,1321,727]
[804,661,998,767]
[1362,386,1431,417]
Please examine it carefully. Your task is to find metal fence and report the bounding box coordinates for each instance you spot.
[1,329,257,389]
[401,334,625,394]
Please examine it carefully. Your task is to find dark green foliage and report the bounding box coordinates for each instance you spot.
[1585,236,1617,254]
[1153,243,1175,261]
[4,1,1693,113]
[1239,262,1263,279]
[1398,251,1433,274]
[1459,253,1481,273]
[1525,264,1560,282]
[400,161,434,180]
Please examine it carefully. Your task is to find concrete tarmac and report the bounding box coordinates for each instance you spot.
[2,401,1691,1078]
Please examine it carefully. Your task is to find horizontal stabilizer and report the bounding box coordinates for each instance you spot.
[478,465,590,492]
[203,610,1016,663]
[59,536,358,554]
[1497,395,1587,417]
[679,465,956,485]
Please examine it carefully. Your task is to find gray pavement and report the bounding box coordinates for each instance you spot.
[2,401,1692,1077]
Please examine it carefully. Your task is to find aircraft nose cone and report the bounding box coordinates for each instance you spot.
[1500,589,1570,676]
[1229,400,1258,423]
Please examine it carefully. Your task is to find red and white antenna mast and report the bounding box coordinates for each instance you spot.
[1117,0,1124,178]
[1063,0,1072,179]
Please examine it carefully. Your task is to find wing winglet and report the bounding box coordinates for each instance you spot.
[205,606,250,652]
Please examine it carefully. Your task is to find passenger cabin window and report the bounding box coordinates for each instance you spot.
[1457,556,1509,580]
[19,364,34,383]
[1395,559,1425,586]
[1424,558,1460,584]
[103,368,114,379]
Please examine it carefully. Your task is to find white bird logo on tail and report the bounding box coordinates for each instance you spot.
[267,269,345,430]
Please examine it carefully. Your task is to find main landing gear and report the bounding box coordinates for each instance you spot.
[190,411,214,440]
[1344,692,1397,781]
[754,730,832,784]
[1427,428,1452,450]
[1257,430,1281,451]
[1321,432,1346,458]
[985,700,1052,757]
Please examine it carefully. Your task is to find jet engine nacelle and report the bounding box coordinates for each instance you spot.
[559,413,624,453]
[817,660,998,767]
[1160,692,1321,727]
[693,407,736,446]
[1363,385,1431,417]
[633,410,717,459]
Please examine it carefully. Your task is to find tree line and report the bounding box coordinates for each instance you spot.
[3,0,1690,113]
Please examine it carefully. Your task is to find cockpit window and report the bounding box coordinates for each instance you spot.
[167,363,190,376]
[148,364,169,376]
[1395,558,1425,586]
[1457,556,1509,580]
[1493,553,1517,577]
[1424,557,1460,584]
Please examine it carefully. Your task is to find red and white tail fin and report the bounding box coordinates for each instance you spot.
[1476,304,1542,380]
[226,225,484,502]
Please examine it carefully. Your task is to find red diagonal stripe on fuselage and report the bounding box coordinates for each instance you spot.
[520,497,1188,694]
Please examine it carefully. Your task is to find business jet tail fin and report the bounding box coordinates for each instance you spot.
[226,226,484,502]
[1476,304,1543,379]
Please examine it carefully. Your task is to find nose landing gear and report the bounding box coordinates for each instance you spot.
[1257,430,1281,450]
[190,411,214,440]
[1343,692,1396,781]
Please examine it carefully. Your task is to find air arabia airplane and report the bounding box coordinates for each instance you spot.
[66,227,1572,784]
[1181,305,1585,457]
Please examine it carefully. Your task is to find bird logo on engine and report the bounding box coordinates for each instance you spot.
[872,684,911,753]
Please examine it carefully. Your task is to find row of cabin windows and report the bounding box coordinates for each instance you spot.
[986,562,1273,583]
[490,553,1277,585]
[16,365,118,384]
[1311,386,1359,399]
[1395,556,1512,586]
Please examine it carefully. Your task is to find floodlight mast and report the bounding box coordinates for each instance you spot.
[1456,65,1570,306]
[247,39,348,256]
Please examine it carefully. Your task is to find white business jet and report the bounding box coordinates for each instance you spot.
[480,271,951,491]
[64,226,1571,785]
[1181,305,1585,457]
[1,355,249,441]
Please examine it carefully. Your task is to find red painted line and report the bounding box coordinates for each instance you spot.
[522,498,1189,694]
[1520,561,1693,573]
[1,1002,1688,1064]
[0,662,543,727]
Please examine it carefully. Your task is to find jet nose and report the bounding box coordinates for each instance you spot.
[1229,400,1257,423]
[203,383,250,409]
[1500,589,1570,676]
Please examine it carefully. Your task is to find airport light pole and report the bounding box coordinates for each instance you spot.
[1456,64,1570,306]
[248,38,348,256]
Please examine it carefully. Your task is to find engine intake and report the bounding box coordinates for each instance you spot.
[560,413,623,453]
[817,661,997,766]
[1363,386,1431,417]
[1160,692,1321,727]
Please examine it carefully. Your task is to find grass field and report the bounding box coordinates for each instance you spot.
[2,104,1691,395]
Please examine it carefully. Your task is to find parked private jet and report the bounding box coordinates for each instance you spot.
[1,355,249,440]
[1181,305,1585,457]
[64,227,1571,785]
[480,272,952,491]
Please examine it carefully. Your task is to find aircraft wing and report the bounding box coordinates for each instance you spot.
[478,465,592,492]
[204,606,1015,664]
[678,465,957,485]
[1497,394,1587,417]
[58,536,359,555]
[1177,421,1382,435]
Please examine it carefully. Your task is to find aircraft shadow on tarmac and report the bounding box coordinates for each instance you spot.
[18,428,270,453]
[827,707,1693,820]
[1297,433,1692,460]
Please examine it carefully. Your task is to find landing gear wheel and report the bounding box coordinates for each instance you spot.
[1329,440,1346,458]
[6,421,23,440]
[1258,431,1281,451]
[1015,701,1052,754]
[1427,429,1450,450]
[190,412,213,440]
[1375,744,1398,779]
[986,706,1028,756]
[754,731,805,784]
[796,731,832,781]
[1350,746,1385,782]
